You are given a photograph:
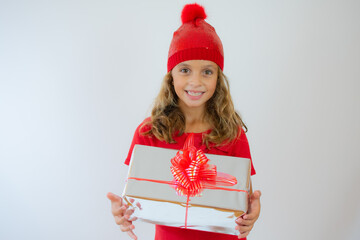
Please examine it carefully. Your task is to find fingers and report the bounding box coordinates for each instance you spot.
[235,218,253,231]
[111,204,125,216]
[114,207,137,225]
[107,192,123,210]
[114,208,134,222]
[242,209,260,223]
[243,211,258,221]
[107,192,122,202]
[124,208,138,222]
[244,209,259,220]
[119,219,135,232]
[238,230,250,239]
[124,208,135,219]
[136,202,142,210]
[246,190,261,220]
[127,229,138,240]
[235,221,252,239]
[119,216,137,239]
[235,217,253,226]
[235,224,252,233]
[112,203,129,218]
[108,193,133,218]
[108,193,138,239]
[235,190,261,240]
[235,190,262,239]
[127,216,138,222]
[114,215,127,225]
[117,213,136,228]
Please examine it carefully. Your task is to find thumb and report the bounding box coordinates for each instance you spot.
[107,192,122,202]
[251,190,261,201]
[244,190,261,219]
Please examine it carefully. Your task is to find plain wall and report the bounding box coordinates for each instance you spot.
[0,0,359,239]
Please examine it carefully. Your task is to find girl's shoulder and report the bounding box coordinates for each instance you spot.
[222,126,248,146]
[135,117,152,134]
[211,126,250,156]
[236,127,249,144]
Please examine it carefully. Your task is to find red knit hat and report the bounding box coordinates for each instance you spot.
[167,3,224,72]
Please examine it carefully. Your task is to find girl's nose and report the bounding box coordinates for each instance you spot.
[188,73,202,86]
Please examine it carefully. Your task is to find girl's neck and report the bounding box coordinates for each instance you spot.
[179,103,211,133]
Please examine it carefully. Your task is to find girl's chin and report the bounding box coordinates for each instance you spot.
[180,101,206,109]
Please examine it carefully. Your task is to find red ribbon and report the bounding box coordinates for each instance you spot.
[169,133,239,228]
[170,133,238,197]
[127,133,248,229]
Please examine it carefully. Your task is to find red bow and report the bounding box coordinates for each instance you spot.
[170,133,237,197]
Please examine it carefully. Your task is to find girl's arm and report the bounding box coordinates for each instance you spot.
[235,181,261,239]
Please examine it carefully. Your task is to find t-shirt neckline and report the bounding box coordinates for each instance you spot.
[183,129,212,135]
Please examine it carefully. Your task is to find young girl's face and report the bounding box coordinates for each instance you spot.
[172,60,218,111]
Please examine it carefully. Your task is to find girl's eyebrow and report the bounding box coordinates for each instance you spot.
[178,63,190,67]
[178,63,216,69]
[203,65,216,69]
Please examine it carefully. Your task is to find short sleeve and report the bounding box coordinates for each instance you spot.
[234,129,256,176]
[124,119,151,165]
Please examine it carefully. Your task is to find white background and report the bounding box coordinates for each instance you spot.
[0,0,359,240]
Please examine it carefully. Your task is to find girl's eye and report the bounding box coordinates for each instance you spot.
[204,69,213,75]
[180,68,190,73]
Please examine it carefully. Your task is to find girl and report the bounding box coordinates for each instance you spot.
[107,3,261,240]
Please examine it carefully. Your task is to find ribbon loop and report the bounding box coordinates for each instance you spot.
[170,133,238,197]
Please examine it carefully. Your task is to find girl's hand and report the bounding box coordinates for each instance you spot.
[235,190,261,239]
[107,192,138,240]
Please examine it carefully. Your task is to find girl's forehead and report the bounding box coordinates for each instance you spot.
[176,60,218,68]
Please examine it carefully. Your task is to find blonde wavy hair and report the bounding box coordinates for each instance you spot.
[141,66,247,148]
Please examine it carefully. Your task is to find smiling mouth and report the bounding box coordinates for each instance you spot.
[185,90,205,96]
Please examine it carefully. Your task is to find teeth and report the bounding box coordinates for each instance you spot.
[187,91,203,96]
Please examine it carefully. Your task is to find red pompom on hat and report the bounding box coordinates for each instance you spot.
[181,3,207,24]
[167,3,224,72]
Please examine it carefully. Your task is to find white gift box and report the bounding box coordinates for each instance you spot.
[122,144,251,235]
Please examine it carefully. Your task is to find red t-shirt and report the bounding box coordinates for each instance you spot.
[124,118,256,240]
